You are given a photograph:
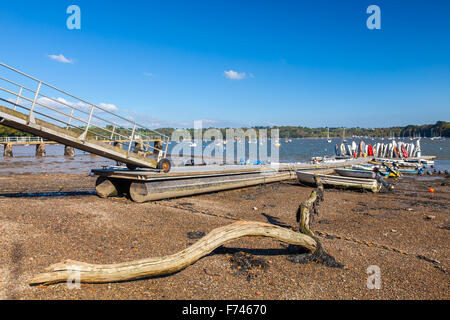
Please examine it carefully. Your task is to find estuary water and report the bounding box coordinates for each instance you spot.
[0,137,448,175]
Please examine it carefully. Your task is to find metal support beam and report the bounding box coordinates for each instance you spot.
[127,123,136,155]
[78,105,94,141]
[14,86,23,111]
[66,107,74,129]
[28,81,41,124]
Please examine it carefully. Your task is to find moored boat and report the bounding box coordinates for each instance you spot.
[370,158,419,168]
[296,170,381,193]
[353,164,419,175]
[335,168,376,179]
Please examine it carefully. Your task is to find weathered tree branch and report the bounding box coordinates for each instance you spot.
[296,175,324,236]
[29,221,317,285]
[30,176,326,286]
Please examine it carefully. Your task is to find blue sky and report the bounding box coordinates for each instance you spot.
[0,0,449,128]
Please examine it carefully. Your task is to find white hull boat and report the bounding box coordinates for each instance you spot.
[296,170,381,193]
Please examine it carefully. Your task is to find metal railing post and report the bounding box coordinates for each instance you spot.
[28,81,41,124]
[66,107,74,129]
[14,86,23,111]
[128,123,136,153]
[78,105,94,141]
[110,124,116,140]
[0,62,174,169]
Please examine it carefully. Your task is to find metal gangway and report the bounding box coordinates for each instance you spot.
[0,62,171,171]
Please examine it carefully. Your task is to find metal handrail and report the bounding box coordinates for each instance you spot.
[0,63,169,139]
[0,62,170,158]
[0,96,163,154]
[0,79,161,142]
[0,136,45,143]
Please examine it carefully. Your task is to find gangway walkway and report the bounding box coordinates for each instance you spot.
[0,62,171,171]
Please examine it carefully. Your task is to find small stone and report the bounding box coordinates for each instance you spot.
[425,215,436,220]
[391,229,397,233]
[253,207,258,211]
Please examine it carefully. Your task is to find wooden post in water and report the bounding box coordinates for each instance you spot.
[64,145,75,157]
[35,143,46,157]
[134,140,145,156]
[3,143,13,157]
[113,141,123,149]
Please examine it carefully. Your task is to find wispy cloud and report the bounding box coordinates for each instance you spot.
[98,102,118,112]
[224,70,246,80]
[47,54,74,64]
[120,112,235,129]
[11,96,118,114]
[143,72,153,77]
[39,97,86,109]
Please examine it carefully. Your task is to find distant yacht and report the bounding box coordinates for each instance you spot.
[327,127,331,143]
[342,128,347,142]
[430,129,441,140]
[274,139,281,147]
[284,133,292,143]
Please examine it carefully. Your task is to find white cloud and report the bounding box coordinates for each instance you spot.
[98,102,118,112]
[143,72,153,77]
[16,96,118,114]
[39,97,87,110]
[47,54,74,64]
[197,119,219,125]
[224,70,246,80]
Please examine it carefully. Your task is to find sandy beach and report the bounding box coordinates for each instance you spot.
[0,173,448,300]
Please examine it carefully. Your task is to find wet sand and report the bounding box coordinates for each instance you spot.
[0,173,448,300]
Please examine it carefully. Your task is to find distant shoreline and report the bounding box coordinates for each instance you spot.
[1,121,449,139]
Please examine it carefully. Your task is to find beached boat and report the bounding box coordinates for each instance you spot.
[352,164,419,175]
[311,156,351,165]
[296,170,381,192]
[335,168,376,179]
[370,158,419,168]
[404,158,435,165]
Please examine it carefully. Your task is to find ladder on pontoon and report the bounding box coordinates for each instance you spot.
[0,62,171,171]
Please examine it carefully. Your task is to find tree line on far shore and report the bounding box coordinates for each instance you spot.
[1,121,448,139]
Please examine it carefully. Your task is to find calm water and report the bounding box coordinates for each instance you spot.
[0,138,448,175]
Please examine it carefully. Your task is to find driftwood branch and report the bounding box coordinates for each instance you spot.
[290,176,343,268]
[30,177,325,285]
[296,175,324,236]
[29,221,317,285]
